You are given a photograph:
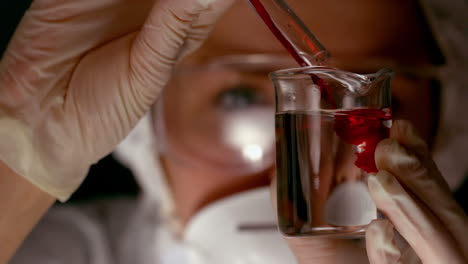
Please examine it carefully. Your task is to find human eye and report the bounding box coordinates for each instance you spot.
[215,83,267,111]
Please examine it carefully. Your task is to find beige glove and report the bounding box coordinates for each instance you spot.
[365,120,468,264]
[282,120,468,264]
[0,0,233,201]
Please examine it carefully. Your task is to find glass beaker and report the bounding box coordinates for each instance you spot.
[271,66,392,237]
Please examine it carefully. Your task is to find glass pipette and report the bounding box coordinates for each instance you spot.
[247,0,330,67]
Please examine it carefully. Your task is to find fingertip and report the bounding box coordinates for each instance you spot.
[368,170,395,193]
[390,120,427,151]
[375,138,395,164]
[375,138,397,156]
[375,138,422,175]
[367,170,404,217]
[366,219,394,240]
[375,138,399,169]
[366,219,401,264]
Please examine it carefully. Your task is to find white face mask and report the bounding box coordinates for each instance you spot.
[114,117,295,264]
[181,187,297,264]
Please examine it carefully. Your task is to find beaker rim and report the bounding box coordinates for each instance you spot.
[269,66,393,81]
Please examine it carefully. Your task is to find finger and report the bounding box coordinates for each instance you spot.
[365,219,402,264]
[368,170,466,264]
[179,0,235,58]
[0,0,154,101]
[400,247,422,264]
[389,120,448,190]
[389,120,428,157]
[375,121,468,258]
[366,220,421,264]
[129,0,233,91]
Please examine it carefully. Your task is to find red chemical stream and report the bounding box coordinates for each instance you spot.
[248,0,390,172]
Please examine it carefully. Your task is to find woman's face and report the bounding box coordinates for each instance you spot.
[155,0,440,226]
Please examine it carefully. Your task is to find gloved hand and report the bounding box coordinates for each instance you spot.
[0,0,233,201]
[280,120,468,264]
[365,119,468,264]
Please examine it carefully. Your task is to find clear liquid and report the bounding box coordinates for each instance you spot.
[275,110,390,236]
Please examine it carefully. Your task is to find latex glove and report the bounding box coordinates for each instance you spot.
[0,0,233,201]
[365,120,468,264]
[281,120,468,264]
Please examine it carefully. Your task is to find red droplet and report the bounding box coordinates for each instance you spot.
[333,109,391,173]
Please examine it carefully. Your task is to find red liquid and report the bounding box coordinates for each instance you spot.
[247,2,391,170]
[248,0,336,108]
[276,109,390,236]
[250,0,392,236]
[248,0,309,66]
[334,108,391,173]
